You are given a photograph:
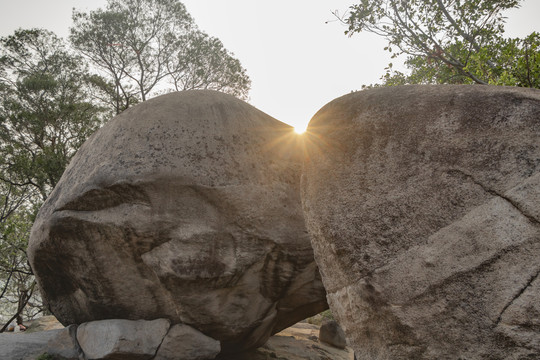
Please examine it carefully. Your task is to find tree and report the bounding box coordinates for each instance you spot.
[343,0,539,88]
[0,29,107,200]
[168,31,251,99]
[0,29,107,329]
[0,191,39,331]
[70,0,251,114]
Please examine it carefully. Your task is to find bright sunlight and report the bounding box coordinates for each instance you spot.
[294,125,307,134]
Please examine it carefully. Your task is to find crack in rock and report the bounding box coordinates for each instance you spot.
[495,267,540,326]
[150,322,172,360]
[446,169,540,225]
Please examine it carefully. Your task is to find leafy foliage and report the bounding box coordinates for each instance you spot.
[306,309,335,326]
[169,31,251,99]
[0,29,107,200]
[70,0,251,113]
[344,0,539,88]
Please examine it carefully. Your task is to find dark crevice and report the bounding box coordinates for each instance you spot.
[446,169,540,225]
[495,267,540,326]
[56,182,150,212]
[69,324,86,360]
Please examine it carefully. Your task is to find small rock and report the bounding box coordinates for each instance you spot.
[319,320,346,349]
[45,324,81,359]
[154,323,220,360]
[76,318,170,360]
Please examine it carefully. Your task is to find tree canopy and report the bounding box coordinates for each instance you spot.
[0,29,107,200]
[70,0,251,114]
[343,0,539,88]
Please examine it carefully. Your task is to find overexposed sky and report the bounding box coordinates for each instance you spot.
[0,0,538,131]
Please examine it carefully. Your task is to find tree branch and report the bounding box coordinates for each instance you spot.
[0,282,33,333]
[0,269,13,300]
[435,0,497,69]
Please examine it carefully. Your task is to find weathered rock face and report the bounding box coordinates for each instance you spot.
[301,85,540,359]
[28,90,327,354]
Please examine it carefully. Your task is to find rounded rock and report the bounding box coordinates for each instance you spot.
[29,90,328,354]
[301,85,540,359]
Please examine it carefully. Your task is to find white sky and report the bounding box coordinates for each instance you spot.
[0,0,538,131]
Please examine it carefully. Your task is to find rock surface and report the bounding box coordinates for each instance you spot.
[319,319,346,349]
[301,85,540,359]
[155,323,221,360]
[0,327,77,360]
[28,90,327,354]
[46,325,82,359]
[77,318,170,359]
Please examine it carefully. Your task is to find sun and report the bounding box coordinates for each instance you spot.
[294,125,307,134]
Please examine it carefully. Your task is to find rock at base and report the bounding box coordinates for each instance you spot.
[2,318,354,360]
[46,325,81,359]
[0,328,75,360]
[319,320,346,349]
[155,323,221,360]
[76,318,170,360]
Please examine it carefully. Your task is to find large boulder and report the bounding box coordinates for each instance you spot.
[28,90,327,354]
[301,85,540,359]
